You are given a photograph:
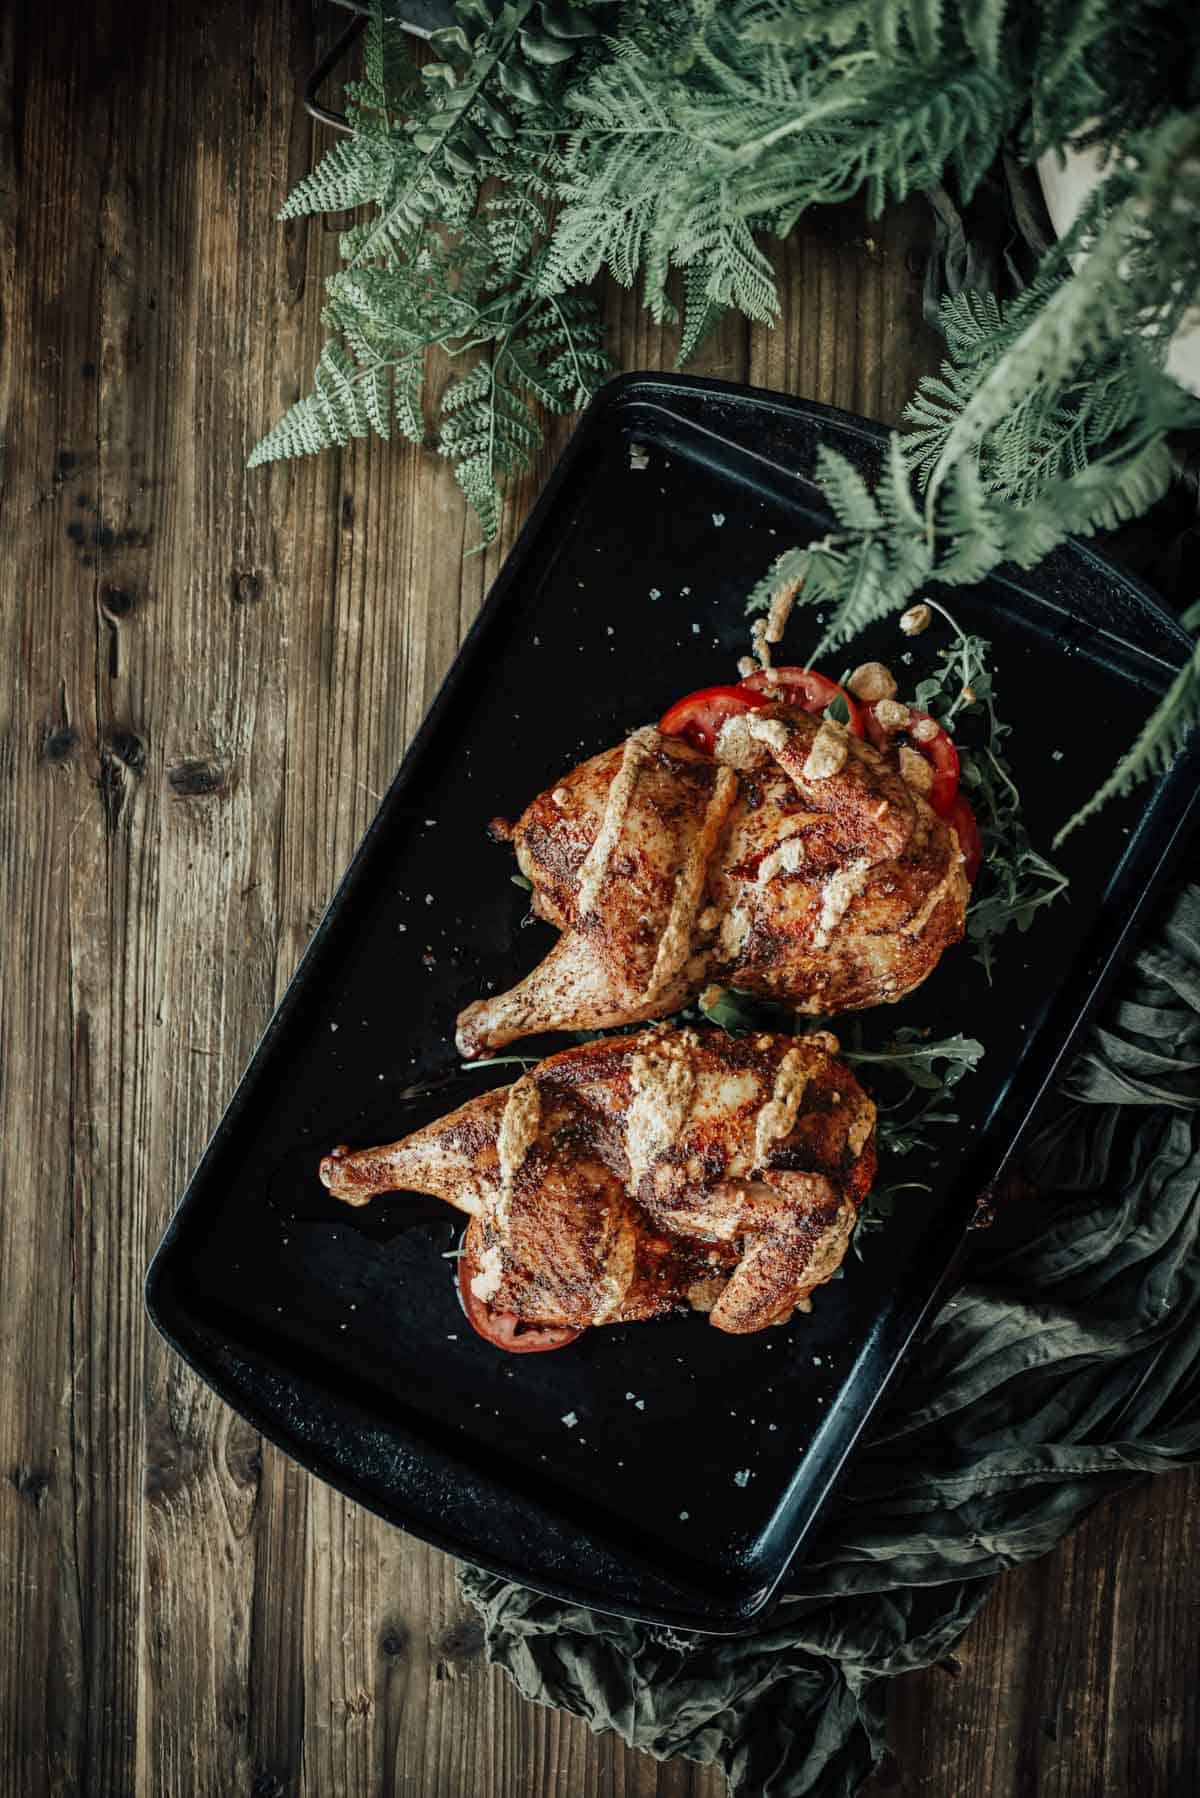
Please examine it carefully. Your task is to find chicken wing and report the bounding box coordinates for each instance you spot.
[457,701,968,1057]
[320,1026,877,1336]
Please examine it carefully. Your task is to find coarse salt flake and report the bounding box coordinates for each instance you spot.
[734,1469,751,1488]
[562,1412,578,1428]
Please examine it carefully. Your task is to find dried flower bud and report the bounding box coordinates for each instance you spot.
[846,661,897,703]
[961,685,976,705]
[900,603,932,636]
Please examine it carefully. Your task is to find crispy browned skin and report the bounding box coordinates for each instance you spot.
[456,705,968,1056]
[320,1027,877,1335]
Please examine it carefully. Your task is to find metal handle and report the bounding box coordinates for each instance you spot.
[303,2,457,134]
[304,12,368,135]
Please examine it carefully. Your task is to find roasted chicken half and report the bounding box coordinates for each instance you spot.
[457,694,969,1058]
[320,1026,877,1339]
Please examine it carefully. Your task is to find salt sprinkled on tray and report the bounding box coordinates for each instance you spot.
[561,1412,578,1428]
[734,1469,751,1488]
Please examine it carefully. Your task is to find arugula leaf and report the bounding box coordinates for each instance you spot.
[843,1026,985,1090]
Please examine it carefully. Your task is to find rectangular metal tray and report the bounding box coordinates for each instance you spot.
[146,374,1200,1631]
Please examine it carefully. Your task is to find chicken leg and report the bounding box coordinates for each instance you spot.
[456,703,967,1058]
[320,1026,878,1336]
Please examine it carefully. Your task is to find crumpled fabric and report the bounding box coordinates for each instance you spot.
[461,880,1200,1797]
[922,153,1053,324]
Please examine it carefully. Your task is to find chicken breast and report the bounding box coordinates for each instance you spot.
[457,703,968,1056]
[320,1026,877,1336]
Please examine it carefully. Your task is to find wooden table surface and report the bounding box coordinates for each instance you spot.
[3,4,1197,1794]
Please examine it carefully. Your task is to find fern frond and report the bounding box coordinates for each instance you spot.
[1056,639,1200,844]
[679,259,723,363]
[878,431,925,532]
[439,358,546,544]
[815,446,883,531]
[249,342,373,464]
[279,139,398,221]
[925,110,1200,503]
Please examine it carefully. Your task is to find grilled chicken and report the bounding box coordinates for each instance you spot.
[456,702,968,1058]
[320,1026,877,1336]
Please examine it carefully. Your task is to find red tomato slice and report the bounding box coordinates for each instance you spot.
[864,703,960,817]
[738,666,865,738]
[947,792,983,883]
[457,1245,583,1355]
[659,685,767,755]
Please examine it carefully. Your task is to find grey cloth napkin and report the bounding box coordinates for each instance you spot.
[462,879,1200,1796]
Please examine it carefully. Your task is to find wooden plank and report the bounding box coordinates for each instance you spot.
[874,1468,1200,1797]
[0,3,1195,1797]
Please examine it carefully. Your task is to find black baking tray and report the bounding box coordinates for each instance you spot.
[146,374,1200,1631]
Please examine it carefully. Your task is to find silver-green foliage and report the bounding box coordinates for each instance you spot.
[747,112,1200,832]
[249,1,611,541]
[254,0,1200,822]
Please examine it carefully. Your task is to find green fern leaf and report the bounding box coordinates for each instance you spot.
[279,139,396,220]
[249,342,370,465]
[1056,640,1200,844]
[878,432,924,532]
[815,446,884,532]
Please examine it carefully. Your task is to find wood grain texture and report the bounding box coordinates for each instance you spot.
[0,4,1193,1797]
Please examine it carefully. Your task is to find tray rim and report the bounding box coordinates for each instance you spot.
[146,370,1200,1631]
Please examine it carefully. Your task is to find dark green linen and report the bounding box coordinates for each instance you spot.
[462,882,1200,1796]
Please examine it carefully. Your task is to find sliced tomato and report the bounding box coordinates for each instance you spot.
[865,703,960,817]
[738,666,865,738]
[659,684,767,755]
[947,792,983,883]
[457,1246,582,1355]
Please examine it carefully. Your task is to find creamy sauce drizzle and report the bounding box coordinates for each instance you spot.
[753,1048,810,1168]
[575,725,657,917]
[471,1075,542,1302]
[625,1036,696,1194]
[902,851,964,937]
[812,857,872,949]
[756,832,807,887]
[643,766,737,999]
